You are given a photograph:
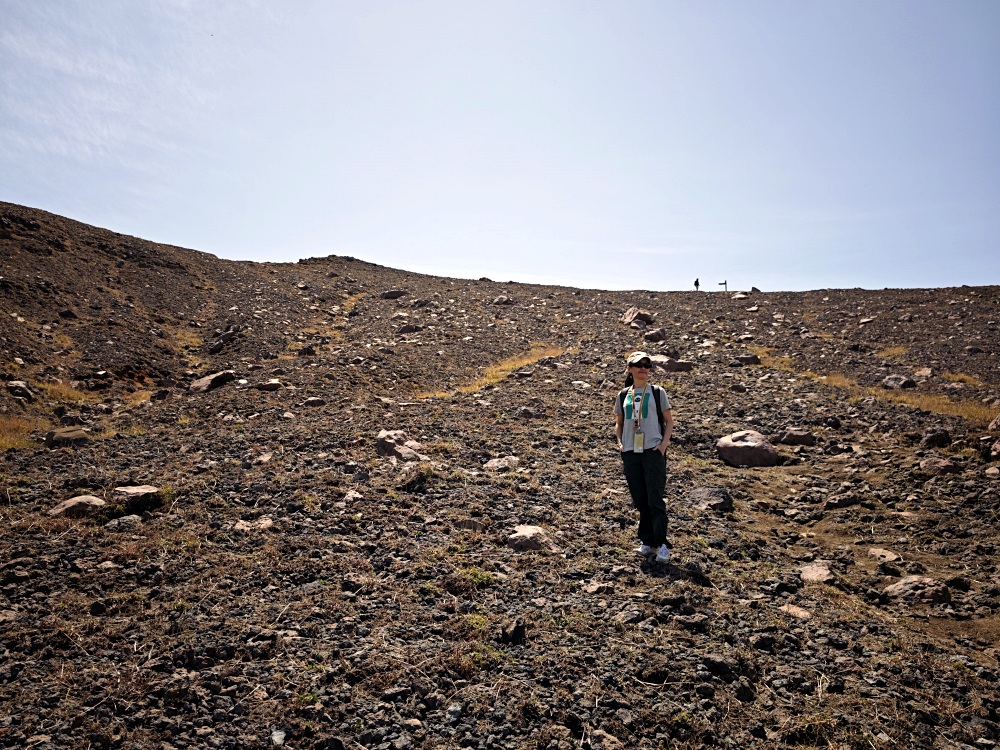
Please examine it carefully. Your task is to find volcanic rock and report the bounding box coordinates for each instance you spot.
[688,486,734,512]
[44,426,89,448]
[189,370,237,393]
[484,455,519,471]
[620,307,654,326]
[775,427,815,446]
[48,495,106,518]
[507,525,557,552]
[882,576,951,604]
[716,430,779,467]
[6,380,35,402]
[919,455,960,475]
[882,374,916,389]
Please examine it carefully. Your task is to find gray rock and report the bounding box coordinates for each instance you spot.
[254,379,284,391]
[989,414,1000,432]
[736,353,761,365]
[688,486,734,512]
[376,430,427,461]
[484,456,519,471]
[775,427,815,446]
[48,495,106,518]
[105,515,143,531]
[716,430,779,467]
[882,374,916,389]
[654,357,694,373]
[620,307,654,326]
[381,289,407,299]
[302,397,326,407]
[920,427,952,448]
[44,427,90,448]
[6,381,35,402]
[492,295,512,305]
[643,328,667,342]
[189,370,237,393]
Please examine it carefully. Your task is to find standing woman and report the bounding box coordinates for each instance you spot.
[614,351,674,563]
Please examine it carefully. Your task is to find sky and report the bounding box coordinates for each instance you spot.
[1,1,998,292]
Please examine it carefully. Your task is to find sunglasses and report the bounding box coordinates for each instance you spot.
[630,362,652,369]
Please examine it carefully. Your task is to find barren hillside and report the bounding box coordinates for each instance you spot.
[2,202,999,749]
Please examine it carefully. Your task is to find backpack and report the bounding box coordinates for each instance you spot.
[619,385,667,434]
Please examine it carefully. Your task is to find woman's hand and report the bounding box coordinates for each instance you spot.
[657,440,670,455]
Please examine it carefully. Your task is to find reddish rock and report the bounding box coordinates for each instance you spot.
[507,525,557,552]
[716,430,779,467]
[49,495,106,518]
[919,456,960,475]
[882,576,951,604]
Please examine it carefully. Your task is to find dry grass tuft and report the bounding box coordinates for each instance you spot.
[0,415,46,450]
[876,345,908,360]
[38,381,97,403]
[416,344,564,399]
[817,373,995,426]
[942,372,984,386]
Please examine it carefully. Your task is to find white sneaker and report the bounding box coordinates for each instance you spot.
[635,544,654,556]
[655,544,672,563]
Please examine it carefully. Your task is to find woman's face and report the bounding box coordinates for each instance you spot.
[629,361,652,380]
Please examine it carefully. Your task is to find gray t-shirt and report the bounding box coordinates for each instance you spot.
[614,384,672,452]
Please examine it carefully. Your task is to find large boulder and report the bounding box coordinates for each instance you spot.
[49,495,106,518]
[989,413,1000,432]
[882,576,951,605]
[44,427,90,449]
[112,485,163,513]
[716,430,779,467]
[650,355,694,373]
[620,307,654,327]
[6,381,35,402]
[189,370,237,393]
[919,455,960,475]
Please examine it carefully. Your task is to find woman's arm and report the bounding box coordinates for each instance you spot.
[658,409,673,454]
[615,413,624,450]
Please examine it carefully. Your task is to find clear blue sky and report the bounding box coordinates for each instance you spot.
[2,1,998,291]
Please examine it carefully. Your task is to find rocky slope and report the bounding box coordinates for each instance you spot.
[2,202,999,749]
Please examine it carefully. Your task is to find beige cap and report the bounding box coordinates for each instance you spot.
[626,351,652,365]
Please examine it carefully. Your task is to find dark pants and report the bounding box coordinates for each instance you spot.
[621,449,669,548]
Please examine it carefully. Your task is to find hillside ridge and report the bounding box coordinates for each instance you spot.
[2,202,999,749]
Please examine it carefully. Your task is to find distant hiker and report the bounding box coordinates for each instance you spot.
[614,351,674,564]
[694,278,700,291]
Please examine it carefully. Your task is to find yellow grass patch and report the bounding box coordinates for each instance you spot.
[875,345,908,359]
[416,344,564,399]
[37,381,97,403]
[942,372,983,386]
[169,327,204,351]
[816,373,995,427]
[0,415,46,450]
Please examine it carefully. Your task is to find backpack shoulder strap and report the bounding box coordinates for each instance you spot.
[652,386,665,432]
[618,387,629,412]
